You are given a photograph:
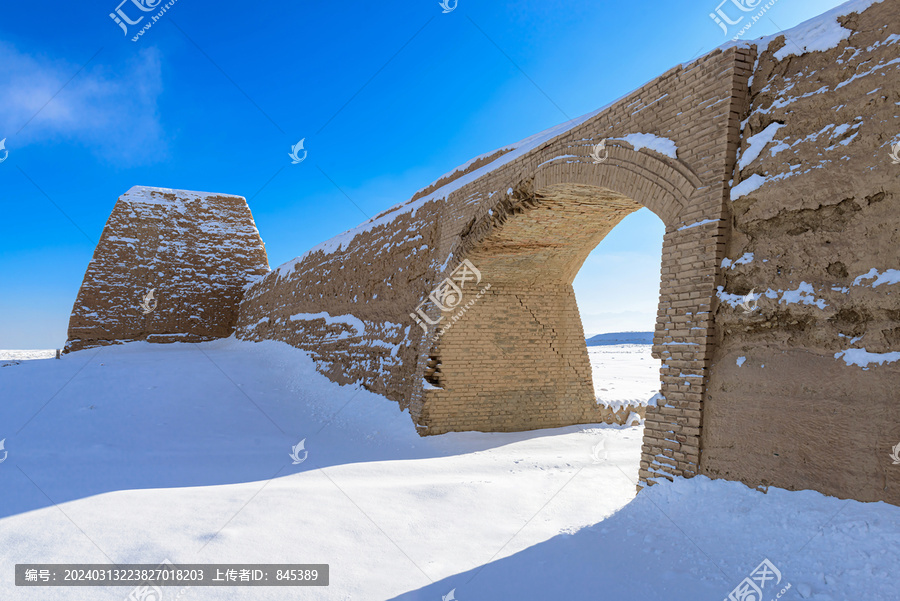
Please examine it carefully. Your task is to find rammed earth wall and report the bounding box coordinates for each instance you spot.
[69,1,900,504]
[66,186,268,352]
[702,0,900,504]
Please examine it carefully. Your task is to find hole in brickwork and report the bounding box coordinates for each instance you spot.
[424,354,442,387]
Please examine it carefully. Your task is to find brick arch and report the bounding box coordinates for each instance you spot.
[530,141,703,228]
[226,44,752,486]
[415,145,722,484]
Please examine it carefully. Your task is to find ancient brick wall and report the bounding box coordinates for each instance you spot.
[235,200,445,405]
[702,0,900,504]
[234,45,754,487]
[66,186,269,352]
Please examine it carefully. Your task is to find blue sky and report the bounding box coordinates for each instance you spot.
[0,0,846,348]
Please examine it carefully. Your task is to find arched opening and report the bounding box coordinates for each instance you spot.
[574,208,665,424]
[414,142,717,494]
[418,180,670,434]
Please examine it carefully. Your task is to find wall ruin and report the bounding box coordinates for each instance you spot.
[702,0,900,504]
[66,186,269,352]
[67,1,900,505]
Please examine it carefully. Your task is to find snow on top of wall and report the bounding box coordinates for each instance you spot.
[596,393,660,411]
[853,268,900,288]
[268,0,886,280]
[835,348,900,368]
[123,185,243,207]
[748,0,884,60]
[615,133,678,159]
[537,132,678,171]
[111,186,265,271]
[738,123,785,169]
[268,95,638,278]
[407,146,517,200]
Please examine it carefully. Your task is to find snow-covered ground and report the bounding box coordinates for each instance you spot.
[1,340,898,600]
[588,344,660,409]
[0,349,57,362]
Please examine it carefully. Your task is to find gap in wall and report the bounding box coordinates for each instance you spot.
[572,207,664,409]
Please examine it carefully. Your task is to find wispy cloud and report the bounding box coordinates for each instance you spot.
[0,43,167,166]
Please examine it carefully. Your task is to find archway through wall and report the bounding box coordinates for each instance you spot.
[414,144,722,484]
[420,182,657,432]
[574,208,665,418]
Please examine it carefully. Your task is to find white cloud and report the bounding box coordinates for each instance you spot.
[0,42,167,166]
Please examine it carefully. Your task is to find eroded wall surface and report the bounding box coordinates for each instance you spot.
[702,0,900,504]
[66,186,269,352]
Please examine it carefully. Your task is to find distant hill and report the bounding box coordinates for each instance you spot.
[585,332,653,346]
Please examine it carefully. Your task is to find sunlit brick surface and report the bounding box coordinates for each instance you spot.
[66,187,269,352]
